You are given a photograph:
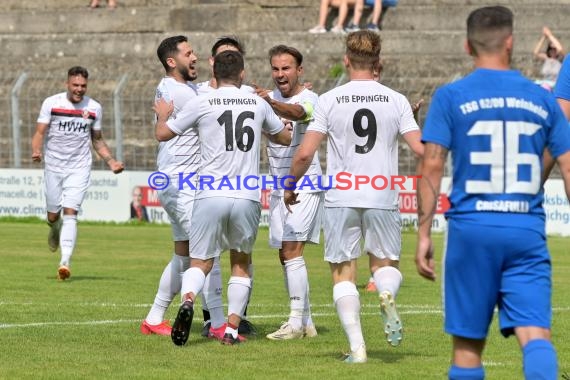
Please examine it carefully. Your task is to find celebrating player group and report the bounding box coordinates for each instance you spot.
[32,4,570,378]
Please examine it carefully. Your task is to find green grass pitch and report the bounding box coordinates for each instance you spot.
[1,220,569,379]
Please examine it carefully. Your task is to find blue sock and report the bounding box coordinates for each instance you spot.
[448,365,484,380]
[523,339,557,380]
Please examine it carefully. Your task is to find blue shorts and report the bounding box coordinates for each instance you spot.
[365,0,398,7]
[443,219,552,339]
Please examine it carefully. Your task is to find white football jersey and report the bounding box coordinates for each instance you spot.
[167,86,284,201]
[154,77,199,176]
[267,88,321,195]
[307,80,419,209]
[37,92,102,173]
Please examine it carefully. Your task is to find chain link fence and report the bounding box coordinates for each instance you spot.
[4,70,456,177]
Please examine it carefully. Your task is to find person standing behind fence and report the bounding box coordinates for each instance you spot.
[31,66,124,281]
[533,26,565,91]
[286,30,423,363]
[416,6,570,379]
[154,50,291,346]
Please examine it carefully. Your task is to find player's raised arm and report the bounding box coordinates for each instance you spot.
[263,97,309,122]
[268,126,292,146]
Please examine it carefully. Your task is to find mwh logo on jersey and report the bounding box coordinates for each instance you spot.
[51,108,95,135]
[58,120,89,134]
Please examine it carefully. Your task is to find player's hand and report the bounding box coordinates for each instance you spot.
[32,151,42,163]
[283,189,299,213]
[109,159,125,174]
[303,81,313,90]
[415,235,436,281]
[152,98,174,122]
[283,120,293,132]
[411,99,424,114]
[252,82,271,102]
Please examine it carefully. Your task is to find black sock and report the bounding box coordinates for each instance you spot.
[202,309,210,323]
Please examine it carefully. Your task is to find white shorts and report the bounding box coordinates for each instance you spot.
[268,192,323,249]
[323,207,401,263]
[189,197,261,260]
[157,180,195,241]
[44,168,90,213]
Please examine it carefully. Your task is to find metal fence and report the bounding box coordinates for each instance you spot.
[4,70,452,176]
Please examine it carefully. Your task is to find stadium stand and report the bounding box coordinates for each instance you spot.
[0,0,568,175]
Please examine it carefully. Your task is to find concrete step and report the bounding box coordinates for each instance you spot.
[3,0,568,10]
[0,2,568,34]
[1,30,567,64]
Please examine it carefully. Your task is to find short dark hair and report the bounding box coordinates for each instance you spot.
[157,35,188,71]
[68,66,89,79]
[268,45,303,66]
[467,6,513,56]
[211,36,245,57]
[213,50,244,83]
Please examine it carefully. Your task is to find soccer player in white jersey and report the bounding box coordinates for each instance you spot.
[154,50,291,346]
[197,36,255,96]
[286,31,423,363]
[31,66,124,281]
[195,36,258,337]
[254,45,322,340]
[140,35,227,338]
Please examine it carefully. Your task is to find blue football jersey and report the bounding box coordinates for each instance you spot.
[554,54,570,100]
[423,68,570,231]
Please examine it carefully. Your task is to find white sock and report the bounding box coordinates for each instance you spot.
[333,281,364,353]
[373,266,403,298]
[227,276,252,319]
[284,257,308,330]
[304,281,313,327]
[202,257,225,329]
[244,263,254,316]
[145,254,189,325]
[180,267,206,302]
[59,215,77,267]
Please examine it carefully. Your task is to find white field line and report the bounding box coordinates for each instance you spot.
[0,303,441,329]
[2,305,570,330]
[0,302,440,308]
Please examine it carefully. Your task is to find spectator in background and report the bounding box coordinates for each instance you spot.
[378,0,398,29]
[88,0,117,9]
[345,0,398,32]
[130,186,149,222]
[31,66,124,281]
[533,26,565,90]
[345,0,382,33]
[308,0,358,34]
